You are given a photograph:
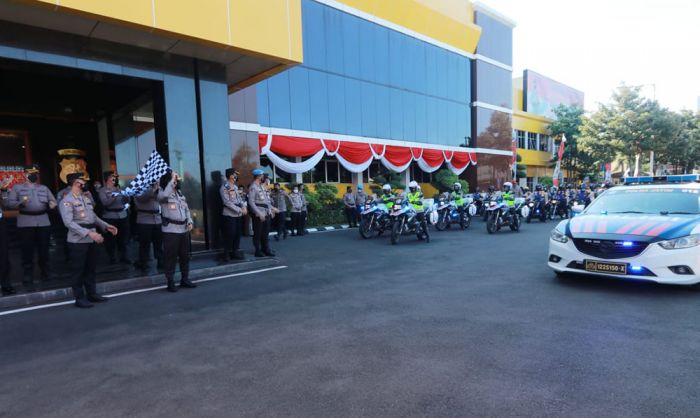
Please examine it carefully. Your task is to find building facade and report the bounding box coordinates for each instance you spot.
[230,0,515,196]
[512,70,584,189]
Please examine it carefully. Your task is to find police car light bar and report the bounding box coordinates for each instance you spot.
[623,174,700,185]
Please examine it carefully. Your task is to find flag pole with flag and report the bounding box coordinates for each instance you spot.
[552,134,567,188]
[115,150,171,197]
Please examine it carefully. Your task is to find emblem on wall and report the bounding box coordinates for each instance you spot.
[58,148,90,184]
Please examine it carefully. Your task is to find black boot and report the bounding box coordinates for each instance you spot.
[166,278,178,293]
[180,277,197,289]
[1,286,16,296]
[74,298,94,309]
[87,294,109,303]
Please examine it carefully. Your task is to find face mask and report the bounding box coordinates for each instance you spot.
[175,180,182,190]
[27,174,38,183]
[293,188,298,193]
[79,183,87,192]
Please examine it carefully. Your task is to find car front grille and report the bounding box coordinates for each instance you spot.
[573,239,648,259]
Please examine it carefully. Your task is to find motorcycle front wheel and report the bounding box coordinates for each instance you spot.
[435,211,448,231]
[510,212,521,232]
[486,213,497,234]
[359,215,377,239]
[391,218,402,245]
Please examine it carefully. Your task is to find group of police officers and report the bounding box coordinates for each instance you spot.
[0,164,286,308]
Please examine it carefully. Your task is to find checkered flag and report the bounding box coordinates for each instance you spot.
[117,150,171,197]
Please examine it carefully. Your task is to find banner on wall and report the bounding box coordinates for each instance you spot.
[258,134,478,176]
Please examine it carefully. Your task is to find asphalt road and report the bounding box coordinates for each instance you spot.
[2,220,700,417]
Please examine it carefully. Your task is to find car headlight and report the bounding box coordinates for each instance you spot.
[658,234,700,250]
[550,227,568,243]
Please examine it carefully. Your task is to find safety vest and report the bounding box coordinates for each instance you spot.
[381,193,395,209]
[407,191,423,210]
[503,191,515,207]
[451,191,465,206]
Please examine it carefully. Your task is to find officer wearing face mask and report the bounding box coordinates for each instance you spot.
[98,171,130,264]
[220,168,246,262]
[59,172,116,308]
[8,164,57,288]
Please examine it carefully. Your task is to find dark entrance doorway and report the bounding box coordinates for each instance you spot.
[0,58,171,293]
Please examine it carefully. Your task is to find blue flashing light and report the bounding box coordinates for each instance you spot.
[624,174,700,185]
[630,265,643,272]
[622,241,633,247]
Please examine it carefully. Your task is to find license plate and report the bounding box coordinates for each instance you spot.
[585,260,627,275]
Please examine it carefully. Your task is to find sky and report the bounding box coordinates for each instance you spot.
[479,0,700,112]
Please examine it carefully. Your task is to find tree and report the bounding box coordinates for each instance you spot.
[579,84,675,175]
[515,153,527,179]
[371,170,405,194]
[658,110,700,174]
[431,169,469,193]
[548,104,595,181]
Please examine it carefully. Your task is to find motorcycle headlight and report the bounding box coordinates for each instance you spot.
[658,234,700,250]
[550,227,568,243]
[528,202,534,207]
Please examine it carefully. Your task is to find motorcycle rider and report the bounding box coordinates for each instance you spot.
[450,182,466,214]
[407,181,424,221]
[501,182,516,221]
[380,184,395,210]
[577,184,591,207]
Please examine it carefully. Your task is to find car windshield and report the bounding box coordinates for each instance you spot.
[586,187,700,214]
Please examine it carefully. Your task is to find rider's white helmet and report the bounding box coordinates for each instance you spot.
[453,182,461,190]
[503,182,513,191]
[382,184,391,191]
[408,180,418,189]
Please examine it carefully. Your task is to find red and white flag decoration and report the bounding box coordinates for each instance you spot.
[258,133,477,175]
[552,134,567,188]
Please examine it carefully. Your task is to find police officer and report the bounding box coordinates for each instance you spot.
[98,171,130,264]
[8,164,57,287]
[59,172,115,308]
[270,182,289,240]
[158,170,196,292]
[354,184,368,225]
[288,185,304,236]
[134,181,163,271]
[248,168,275,257]
[0,176,15,295]
[343,186,357,227]
[407,181,425,220]
[220,168,246,262]
[299,183,308,235]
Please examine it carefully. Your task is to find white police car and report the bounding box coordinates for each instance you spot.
[548,175,700,285]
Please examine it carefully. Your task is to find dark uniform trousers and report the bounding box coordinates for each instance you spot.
[163,232,190,281]
[301,210,308,234]
[273,211,287,236]
[344,207,356,227]
[137,223,163,266]
[103,217,129,259]
[252,215,271,253]
[67,242,98,298]
[222,216,242,255]
[18,226,51,274]
[290,212,302,235]
[0,219,10,288]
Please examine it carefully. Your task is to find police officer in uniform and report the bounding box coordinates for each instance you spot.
[0,176,15,295]
[134,181,163,271]
[158,170,196,292]
[59,173,116,308]
[99,171,130,264]
[8,164,57,287]
[220,168,246,262]
[248,168,275,257]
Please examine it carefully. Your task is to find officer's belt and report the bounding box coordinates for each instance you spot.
[19,209,47,216]
[78,223,96,229]
[137,209,160,214]
[162,217,187,225]
[254,203,269,208]
[105,208,126,212]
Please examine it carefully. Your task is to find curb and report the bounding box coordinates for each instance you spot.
[269,224,350,235]
[0,258,280,312]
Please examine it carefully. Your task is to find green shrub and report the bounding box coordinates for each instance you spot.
[539,176,553,188]
[431,169,469,194]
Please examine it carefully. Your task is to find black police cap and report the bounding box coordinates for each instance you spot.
[66,172,85,185]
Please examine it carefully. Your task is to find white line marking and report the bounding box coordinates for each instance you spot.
[0,266,288,317]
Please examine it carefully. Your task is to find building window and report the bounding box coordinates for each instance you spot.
[325,159,339,182]
[526,177,534,191]
[527,132,537,150]
[539,134,550,152]
[339,164,352,183]
[516,130,526,149]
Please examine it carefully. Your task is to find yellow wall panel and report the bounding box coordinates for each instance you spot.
[338,0,481,53]
[229,0,303,62]
[154,0,230,46]
[58,0,153,27]
[518,148,552,167]
[513,112,551,135]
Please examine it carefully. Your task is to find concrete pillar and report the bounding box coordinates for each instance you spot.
[295,157,303,184]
